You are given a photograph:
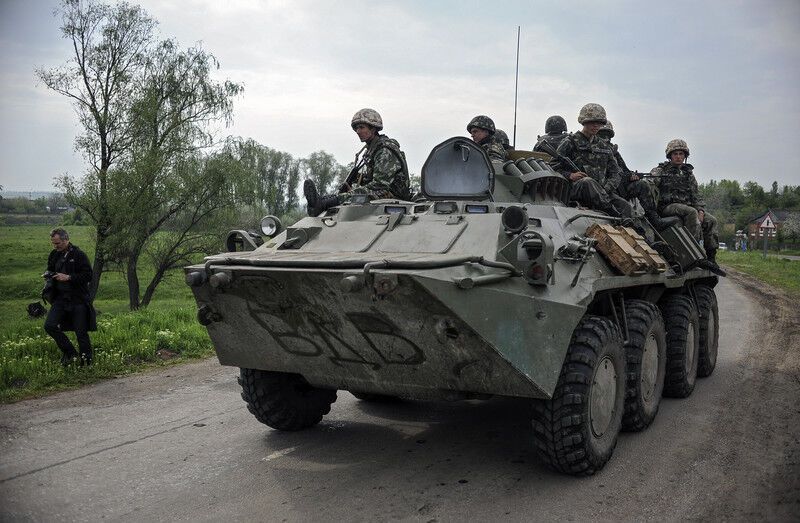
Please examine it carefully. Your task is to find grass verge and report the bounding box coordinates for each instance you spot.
[0,225,214,403]
[718,250,800,297]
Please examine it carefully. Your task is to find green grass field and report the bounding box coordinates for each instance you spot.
[0,225,214,402]
[718,250,800,296]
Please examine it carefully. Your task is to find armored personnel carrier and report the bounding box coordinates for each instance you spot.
[185,138,719,476]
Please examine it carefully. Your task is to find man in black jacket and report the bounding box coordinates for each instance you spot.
[44,228,96,366]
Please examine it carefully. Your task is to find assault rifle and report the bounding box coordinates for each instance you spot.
[536,141,581,174]
[339,144,368,193]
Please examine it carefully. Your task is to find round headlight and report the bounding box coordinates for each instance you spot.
[260,215,283,238]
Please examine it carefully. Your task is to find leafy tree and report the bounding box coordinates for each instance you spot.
[302,151,349,195]
[38,0,156,299]
[40,0,242,308]
[109,41,242,309]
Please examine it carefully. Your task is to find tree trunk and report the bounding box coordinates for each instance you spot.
[89,248,105,302]
[141,264,169,308]
[127,251,141,311]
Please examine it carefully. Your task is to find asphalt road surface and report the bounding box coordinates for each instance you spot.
[1,273,798,522]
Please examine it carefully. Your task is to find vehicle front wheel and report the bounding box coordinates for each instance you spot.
[531,315,625,475]
[238,369,337,431]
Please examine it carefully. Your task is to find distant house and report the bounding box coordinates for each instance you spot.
[747,209,792,240]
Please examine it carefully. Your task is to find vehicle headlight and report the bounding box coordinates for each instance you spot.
[260,215,283,238]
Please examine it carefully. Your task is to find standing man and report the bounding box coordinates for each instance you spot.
[650,139,721,263]
[550,103,630,217]
[597,121,674,230]
[533,115,568,153]
[304,108,410,217]
[467,115,507,161]
[44,228,96,366]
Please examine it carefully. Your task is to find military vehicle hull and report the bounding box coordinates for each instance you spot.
[186,137,721,475]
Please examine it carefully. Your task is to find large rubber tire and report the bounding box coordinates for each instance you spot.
[351,392,400,403]
[531,316,625,476]
[659,294,700,398]
[621,300,667,432]
[238,369,337,431]
[695,285,719,378]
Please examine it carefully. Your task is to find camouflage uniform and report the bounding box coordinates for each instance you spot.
[480,136,507,161]
[344,134,410,201]
[304,108,409,216]
[552,130,630,217]
[534,133,568,154]
[600,139,657,211]
[650,161,718,249]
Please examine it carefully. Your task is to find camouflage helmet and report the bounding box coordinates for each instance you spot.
[598,120,615,139]
[665,138,690,158]
[494,129,510,149]
[544,115,567,135]
[577,103,607,125]
[351,108,383,131]
[467,115,496,135]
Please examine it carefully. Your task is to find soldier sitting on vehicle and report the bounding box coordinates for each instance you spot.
[650,139,721,265]
[494,129,513,153]
[597,121,675,231]
[467,115,507,161]
[549,103,631,218]
[533,115,569,153]
[304,108,410,217]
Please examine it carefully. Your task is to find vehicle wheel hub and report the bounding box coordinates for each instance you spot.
[590,355,618,438]
[641,332,659,401]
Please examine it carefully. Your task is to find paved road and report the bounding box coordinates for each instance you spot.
[1,275,798,522]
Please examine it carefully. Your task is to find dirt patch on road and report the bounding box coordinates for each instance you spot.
[704,268,800,520]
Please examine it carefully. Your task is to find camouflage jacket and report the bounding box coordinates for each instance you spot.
[533,133,568,154]
[349,134,410,200]
[599,139,634,190]
[552,131,622,193]
[607,141,630,175]
[649,161,704,210]
[478,135,507,162]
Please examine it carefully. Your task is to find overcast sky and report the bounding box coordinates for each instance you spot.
[1,0,798,192]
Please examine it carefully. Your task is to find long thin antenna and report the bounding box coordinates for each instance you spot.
[513,26,520,148]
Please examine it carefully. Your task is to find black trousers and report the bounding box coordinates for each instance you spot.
[44,299,92,363]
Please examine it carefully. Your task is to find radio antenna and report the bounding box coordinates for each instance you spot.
[513,26,520,148]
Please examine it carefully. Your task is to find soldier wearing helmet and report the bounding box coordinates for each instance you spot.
[650,139,721,264]
[467,115,507,161]
[533,115,568,153]
[304,108,410,217]
[495,129,512,151]
[549,103,630,218]
[597,121,674,230]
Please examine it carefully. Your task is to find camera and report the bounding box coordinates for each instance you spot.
[43,270,56,280]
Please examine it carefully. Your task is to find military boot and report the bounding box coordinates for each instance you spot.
[303,180,342,217]
[699,247,727,277]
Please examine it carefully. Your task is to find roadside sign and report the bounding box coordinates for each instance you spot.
[760,215,776,229]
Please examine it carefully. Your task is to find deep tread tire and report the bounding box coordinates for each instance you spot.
[695,285,719,378]
[531,316,625,476]
[659,294,700,398]
[351,392,400,403]
[238,369,337,431]
[621,300,667,432]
